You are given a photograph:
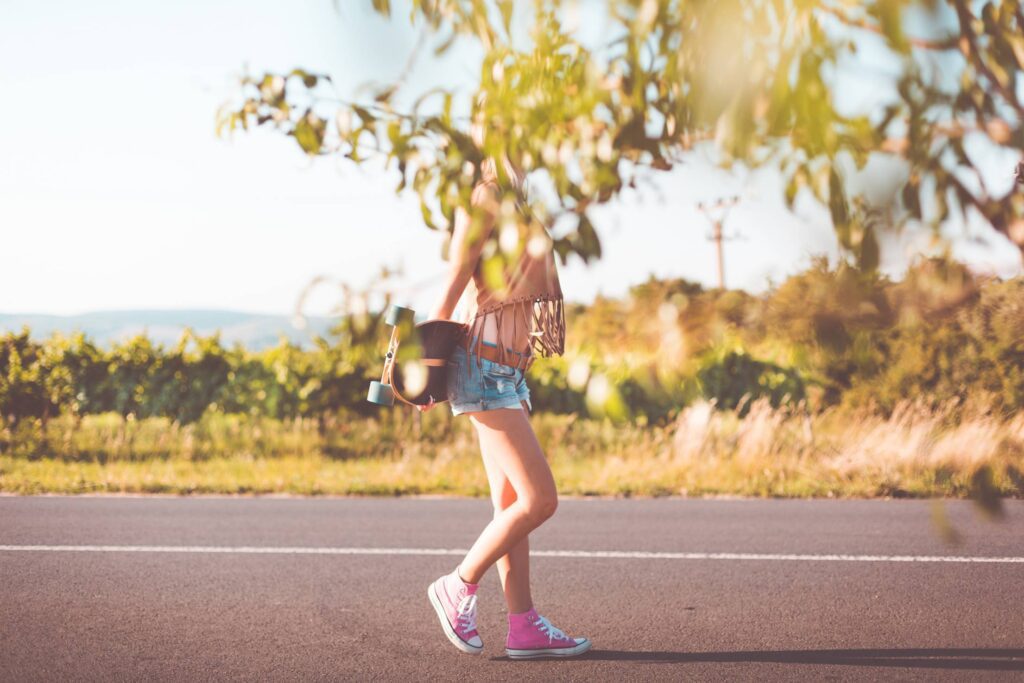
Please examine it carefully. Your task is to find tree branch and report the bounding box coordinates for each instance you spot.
[950,0,1024,117]
[816,5,959,51]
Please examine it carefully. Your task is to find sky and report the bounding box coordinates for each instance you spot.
[1,0,1020,318]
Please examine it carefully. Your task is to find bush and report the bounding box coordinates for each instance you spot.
[696,348,806,415]
[1,262,1021,432]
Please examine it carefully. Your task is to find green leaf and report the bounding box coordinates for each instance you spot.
[858,225,879,272]
[828,167,850,238]
[902,183,922,220]
[572,213,602,263]
[293,113,324,154]
[871,0,907,53]
[420,201,437,230]
[497,0,514,38]
[784,176,799,209]
[290,68,318,88]
[433,31,457,56]
[352,106,376,125]
[969,465,1005,520]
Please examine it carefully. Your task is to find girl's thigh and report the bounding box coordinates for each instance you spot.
[468,407,556,505]
[479,444,517,512]
[476,403,532,512]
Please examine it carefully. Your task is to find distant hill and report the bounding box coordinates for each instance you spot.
[0,310,337,350]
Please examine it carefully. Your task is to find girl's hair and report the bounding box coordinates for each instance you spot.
[470,91,526,196]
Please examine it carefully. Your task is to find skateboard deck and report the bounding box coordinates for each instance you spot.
[367,305,466,407]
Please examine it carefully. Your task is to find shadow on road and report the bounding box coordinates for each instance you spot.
[493,648,1024,671]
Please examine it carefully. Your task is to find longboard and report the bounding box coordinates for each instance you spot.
[367,305,466,407]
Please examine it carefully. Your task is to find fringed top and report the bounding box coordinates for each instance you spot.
[463,292,566,368]
[461,187,566,369]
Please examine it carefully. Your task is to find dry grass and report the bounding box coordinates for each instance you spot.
[1,400,1022,498]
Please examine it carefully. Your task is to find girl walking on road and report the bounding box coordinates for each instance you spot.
[420,99,591,660]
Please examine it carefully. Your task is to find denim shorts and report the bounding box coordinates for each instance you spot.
[446,342,532,416]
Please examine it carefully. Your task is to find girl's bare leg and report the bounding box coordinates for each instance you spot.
[477,404,533,613]
[457,405,557,588]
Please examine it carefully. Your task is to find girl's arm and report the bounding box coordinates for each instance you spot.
[428,182,500,320]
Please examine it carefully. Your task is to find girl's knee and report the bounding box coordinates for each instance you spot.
[522,493,558,524]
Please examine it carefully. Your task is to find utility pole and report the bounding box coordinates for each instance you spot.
[697,196,740,290]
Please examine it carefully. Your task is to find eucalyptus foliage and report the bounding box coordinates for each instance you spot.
[217,0,1024,272]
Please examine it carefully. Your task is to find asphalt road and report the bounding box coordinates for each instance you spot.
[1,496,1022,681]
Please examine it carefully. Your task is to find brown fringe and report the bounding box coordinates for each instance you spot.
[464,294,565,368]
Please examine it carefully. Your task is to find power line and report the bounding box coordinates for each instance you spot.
[696,196,741,289]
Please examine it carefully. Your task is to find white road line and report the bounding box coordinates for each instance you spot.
[0,545,1022,563]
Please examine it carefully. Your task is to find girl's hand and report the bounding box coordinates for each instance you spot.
[416,396,436,413]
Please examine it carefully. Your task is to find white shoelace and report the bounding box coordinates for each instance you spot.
[533,614,567,643]
[456,593,478,633]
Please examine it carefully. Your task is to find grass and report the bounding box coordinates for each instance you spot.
[1,399,1022,498]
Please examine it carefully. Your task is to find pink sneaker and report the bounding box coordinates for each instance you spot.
[506,607,592,659]
[427,567,483,655]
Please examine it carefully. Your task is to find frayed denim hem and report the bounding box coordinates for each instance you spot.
[450,395,532,417]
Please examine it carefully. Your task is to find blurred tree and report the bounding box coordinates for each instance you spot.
[844,270,1024,415]
[103,335,161,424]
[218,0,1024,275]
[260,338,322,421]
[148,331,232,425]
[0,330,50,428]
[61,332,110,419]
[765,257,894,399]
[216,347,276,418]
[34,336,78,444]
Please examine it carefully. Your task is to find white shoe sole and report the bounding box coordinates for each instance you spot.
[506,638,592,659]
[427,583,483,655]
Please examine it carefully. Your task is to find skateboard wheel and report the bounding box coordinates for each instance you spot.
[385,305,415,327]
[367,381,395,406]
